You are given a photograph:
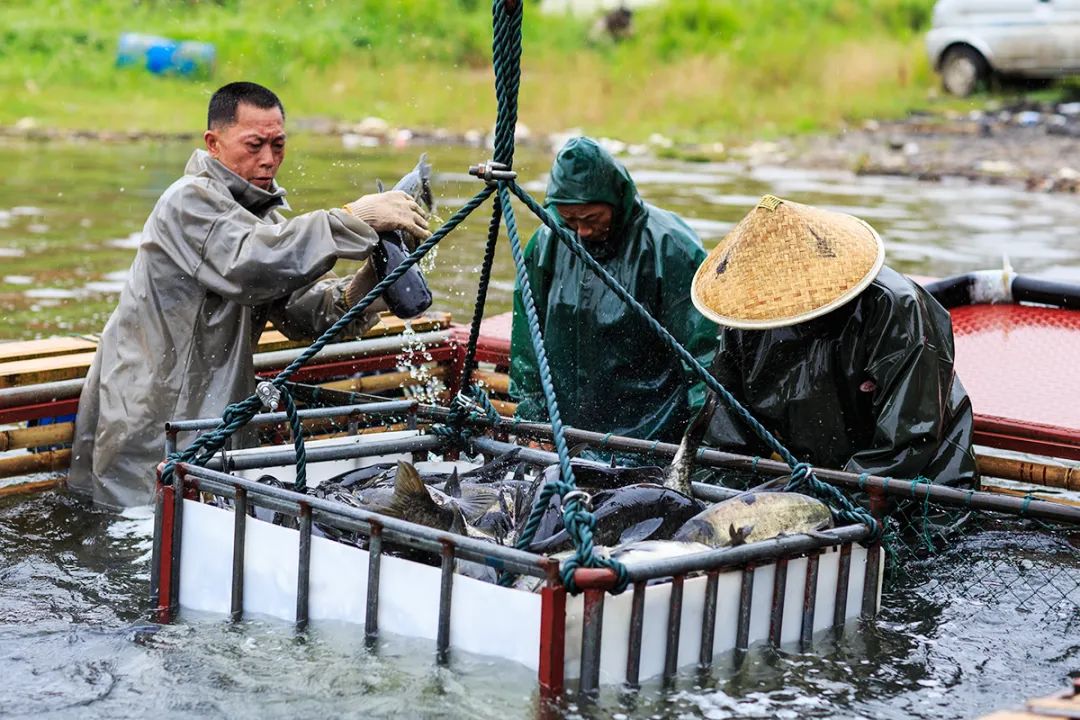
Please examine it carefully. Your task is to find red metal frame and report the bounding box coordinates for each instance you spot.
[156,483,176,623]
[0,398,79,424]
[537,584,567,699]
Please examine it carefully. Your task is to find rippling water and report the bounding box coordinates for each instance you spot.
[2,137,1080,717]
[2,493,1077,719]
[3,137,1080,337]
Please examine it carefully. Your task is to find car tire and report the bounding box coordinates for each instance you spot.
[940,46,988,97]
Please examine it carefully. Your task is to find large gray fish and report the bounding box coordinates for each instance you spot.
[528,483,706,554]
[372,154,435,318]
[673,491,833,547]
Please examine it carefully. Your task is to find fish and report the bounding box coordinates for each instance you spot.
[608,539,714,565]
[372,154,435,319]
[672,491,833,547]
[382,461,496,534]
[528,483,706,554]
[662,391,719,496]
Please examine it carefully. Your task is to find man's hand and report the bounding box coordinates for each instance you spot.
[345,190,430,242]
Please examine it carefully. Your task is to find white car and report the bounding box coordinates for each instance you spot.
[926,0,1080,96]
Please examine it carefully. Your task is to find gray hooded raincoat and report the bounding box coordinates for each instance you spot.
[69,150,382,509]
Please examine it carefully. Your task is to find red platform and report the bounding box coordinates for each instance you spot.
[951,304,1080,459]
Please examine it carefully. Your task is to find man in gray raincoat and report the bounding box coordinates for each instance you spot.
[69,82,430,509]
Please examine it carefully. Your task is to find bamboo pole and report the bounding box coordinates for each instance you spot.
[322,366,447,394]
[980,481,1080,508]
[0,449,71,479]
[471,370,510,395]
[0,423,73,452]
[977,454,1080,492]
[0,477,63,498]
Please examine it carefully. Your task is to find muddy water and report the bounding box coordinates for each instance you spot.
[1,137,1079,718]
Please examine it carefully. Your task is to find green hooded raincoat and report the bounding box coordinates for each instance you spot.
[509,138,717,442]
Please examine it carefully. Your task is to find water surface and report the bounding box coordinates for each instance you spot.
[1,137,1079,718]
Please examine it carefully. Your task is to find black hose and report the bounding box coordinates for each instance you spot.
[922,274,979,309]
[923,272,1080,310]
[1011,276,1080,310]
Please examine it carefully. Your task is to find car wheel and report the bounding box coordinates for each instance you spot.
[940,46,988,97]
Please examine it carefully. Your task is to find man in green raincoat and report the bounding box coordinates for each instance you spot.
[509,137,717,442]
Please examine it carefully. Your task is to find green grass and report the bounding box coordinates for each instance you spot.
[0,0,945,143]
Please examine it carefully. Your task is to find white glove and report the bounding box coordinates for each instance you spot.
[345,190,430,241]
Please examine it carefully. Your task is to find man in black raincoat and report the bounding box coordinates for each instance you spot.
[691,195,977,486]
[509,137,716,442]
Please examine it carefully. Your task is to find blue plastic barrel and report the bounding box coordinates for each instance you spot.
[116,33,216,77]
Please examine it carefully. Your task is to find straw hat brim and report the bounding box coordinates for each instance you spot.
[691,218,885,330]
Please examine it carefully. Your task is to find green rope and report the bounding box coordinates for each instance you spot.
[508,181,882,539]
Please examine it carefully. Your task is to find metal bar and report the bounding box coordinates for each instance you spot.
[699,572,719,670]
[296,503,312,631]
[231,486,247,622]
[769,558,788,647]
[203,434,444,472]
[365,523,382,641]
[579,589,605,697]
[436,542,454,665]
[625,581,646,688]
[0,378,83,408]
[861,543,881,619]
[455,417,1080,525]
[834,544,852,629]
[166,400,417,433]
[538,583,568,700]
[801,553,820,652]
[181,465,552,578]
[617,526,868,581]
[468,436,743,502]
[663,575,684,686]
[735,566,754,653]
[253,330,450,372]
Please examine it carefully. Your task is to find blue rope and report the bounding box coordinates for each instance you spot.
[498,182,628,593]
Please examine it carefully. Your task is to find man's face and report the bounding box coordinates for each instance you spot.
[556,202,614,245]
[203,103,286,190]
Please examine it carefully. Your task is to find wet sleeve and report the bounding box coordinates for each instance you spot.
[264,273,380,341]
[843,294,956,481]
[509,231,549,421]
[162,181,379,306]
[703,331,766,455]
[660,237,717,412]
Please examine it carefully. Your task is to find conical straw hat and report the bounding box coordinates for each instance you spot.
[691,195,884,329]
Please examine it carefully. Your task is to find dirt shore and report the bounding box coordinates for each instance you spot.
[6,98,1080,194]
[764,99,1080,193]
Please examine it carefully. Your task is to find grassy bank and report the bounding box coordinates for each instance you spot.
[0,0,941,143]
